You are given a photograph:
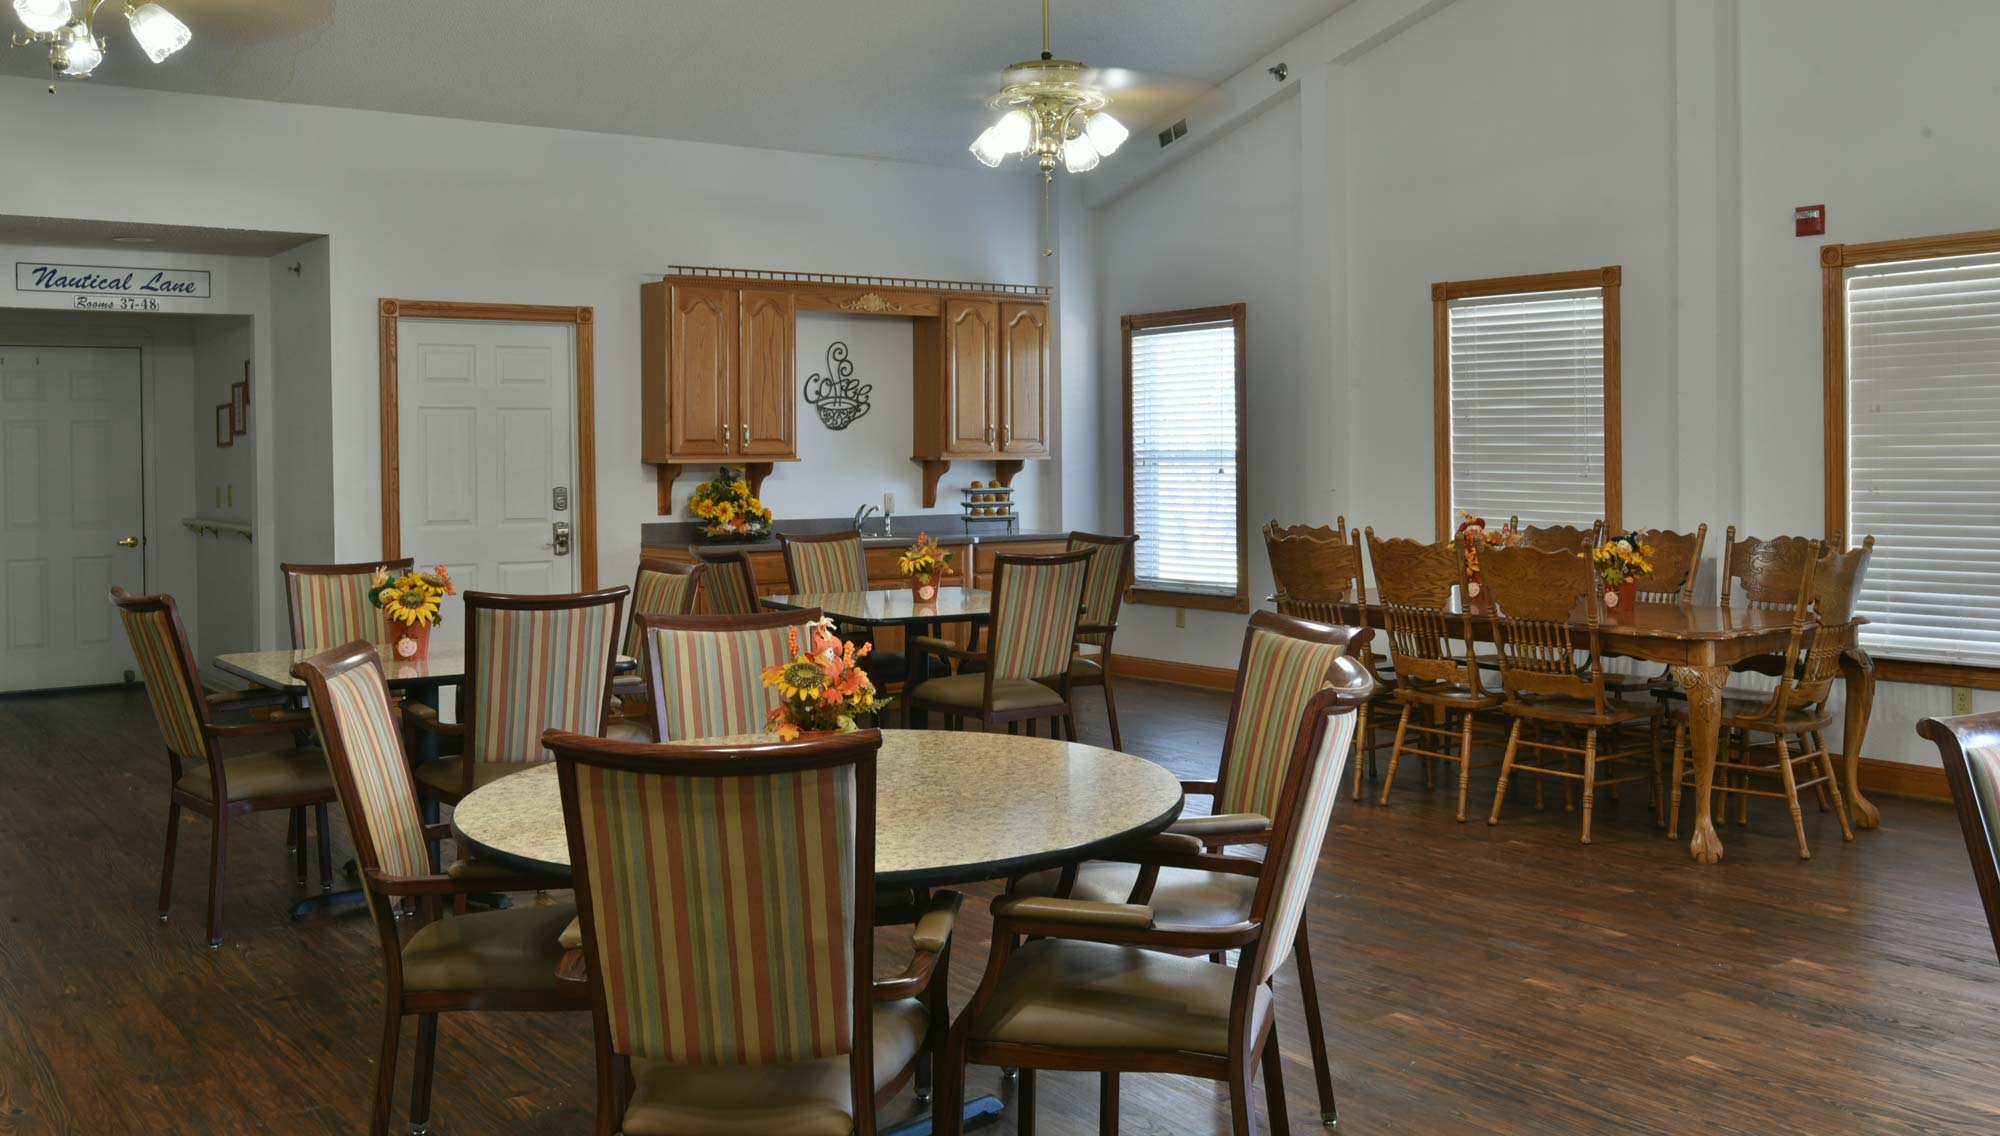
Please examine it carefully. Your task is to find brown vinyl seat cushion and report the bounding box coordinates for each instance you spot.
[400,902,576,992]
[620,998,929,1136]
[1011,864,1256,929]
[603,718,656,744]
[176,748,332,802]
[967,938,1269,1055]
[413,758,533,798]
[909,674,1066,714]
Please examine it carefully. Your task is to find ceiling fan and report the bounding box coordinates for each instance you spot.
[9,0,330,90]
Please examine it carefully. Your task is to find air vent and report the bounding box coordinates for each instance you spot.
[1156,118,1190,148]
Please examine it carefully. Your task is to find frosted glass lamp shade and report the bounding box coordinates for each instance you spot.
[12,0,71,34]
[127,2,191,62]
[989,108,1032,154]
[1061,133,1100,173]
[58,23,100,75]
[969,125,1007,167]
[1084,112,1128,156]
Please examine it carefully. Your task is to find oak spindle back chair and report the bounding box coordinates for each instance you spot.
[1632,526,1707,604]
[1479,546,1663,843]
[1265,519,1396,799]
[688,545,763,615]
[1512,518,1605,554]
[293,642,580,1136]
[1366,529,1503,820]
[1720,527,1818,610]
[1065,531,1138,748]
[1917,710,2000,966]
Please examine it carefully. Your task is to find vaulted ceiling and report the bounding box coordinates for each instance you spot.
[0,0,1348,167]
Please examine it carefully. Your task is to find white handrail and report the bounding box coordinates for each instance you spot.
[181,517,253,541]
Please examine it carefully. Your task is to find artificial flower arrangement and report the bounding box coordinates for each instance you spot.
[1587,532,1656,609]
[368,565,457,660]
[897,533,954,603]
[1453,510,1519,597]
[688,467,775,542]
[760,617,891,740]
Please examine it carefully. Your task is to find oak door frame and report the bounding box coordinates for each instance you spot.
[377,299,598,589]
[1431,265,1623,541]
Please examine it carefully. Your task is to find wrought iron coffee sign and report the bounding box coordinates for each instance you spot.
[16,261,212,311]
[803,341,872,430]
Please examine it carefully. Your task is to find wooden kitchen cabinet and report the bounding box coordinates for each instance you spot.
[914,297,1050,460]
[641,280,798,464]
[999,300,1049,456]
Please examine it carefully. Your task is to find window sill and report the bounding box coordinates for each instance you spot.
[1873,657,2000,692]
[1127,587,1249,615]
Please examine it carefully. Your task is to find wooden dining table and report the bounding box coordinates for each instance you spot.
[1344,594,1877,864]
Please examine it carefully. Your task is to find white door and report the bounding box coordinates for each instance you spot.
[0,346,145,691]
[397,319,577,643]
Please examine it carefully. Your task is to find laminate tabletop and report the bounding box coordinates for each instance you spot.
[451,729,1185,888]
[215,643,637,692]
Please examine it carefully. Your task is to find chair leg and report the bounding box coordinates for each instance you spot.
[934,1026,968,1136]
[205,811,228,948]
[1649,715,1665,824]
[287,806,302,851]
[316,803,334,892]
[1808,731,1833,812]
[1579,729,1599,845]
[1293,929,1337,1124]
[1379,705,1413,807]
[371,1001,401,1136]
[1099,1072,1118,1135]
[1262,1032,1292,1136]
[1351,703,1371,802]
[293,808,308,886]
[409,1012,439,1135]
[1735,730,1752,827]
[1489,719,1523,826]
[1667,721,1687,839]
[158,802,182,920]
[1818,736,1855,842]
[1230,1047,1259,1136]
[1775,734,1810,860]
[1455,711,1476,822]
[1018,1068,1037,1136]
[1101,671,1123,751]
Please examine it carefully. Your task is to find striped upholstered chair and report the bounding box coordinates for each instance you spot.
[935,640,1372,1135]
[778,529,870,594]
[292,642,580,1136]
[410,587,628,805]
[634,608,824,742]
[689,544,763,615]
[1008,610,1369,1123]
[608,558,706,722]
[1064,532,1137,748]
[909,550,1092,737]
[111,588,337,948]
[284,558,412,651]
[546,728,961,1136]
[1918,710,2000,966]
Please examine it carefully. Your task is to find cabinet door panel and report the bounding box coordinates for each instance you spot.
[943,299,998,457]
[669,286,735,458]
[999,301,1050,456]
[737,288,796,458]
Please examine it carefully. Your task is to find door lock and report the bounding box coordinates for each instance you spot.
[552,486,569,512]
[548,521,572,556]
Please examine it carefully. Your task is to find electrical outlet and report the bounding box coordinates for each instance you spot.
[1175,607,1186,629]
[1952,686,1974,715]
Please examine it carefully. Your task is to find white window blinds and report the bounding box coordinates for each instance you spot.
[1447,288,1605,528]
[1846,252,2000,666]
[1130,319,1240,595]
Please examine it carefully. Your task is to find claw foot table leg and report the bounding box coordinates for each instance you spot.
[1670,664,1729,864]
[1840,647,1881,830]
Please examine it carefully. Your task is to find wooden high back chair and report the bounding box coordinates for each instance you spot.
[1365,529,1503,820]
[1633,525,1707,603]
[1065,531,1138,748]
[1917,710,2000,966]
[1720,527,1818,610]
[778,529,869,594]
[689,545,762,615]
[636,608,824,741]
[1513,518,1604,554]
[1266,520,1394,799]
[284,558,413,651]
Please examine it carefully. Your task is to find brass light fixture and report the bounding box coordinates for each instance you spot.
[11,0,190,90]
[969,0,1129,180]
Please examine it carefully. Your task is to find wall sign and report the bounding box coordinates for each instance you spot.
[803,341,872,430]
[15,261,212,311]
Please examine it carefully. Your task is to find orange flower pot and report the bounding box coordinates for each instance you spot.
[391,621,433,662]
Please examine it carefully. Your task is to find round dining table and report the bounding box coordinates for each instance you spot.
[451,729,1187,888]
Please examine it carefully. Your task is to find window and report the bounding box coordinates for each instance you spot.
[1122,304,1248,612]
[1431,267,1622,539]
[1826,231,2000,668]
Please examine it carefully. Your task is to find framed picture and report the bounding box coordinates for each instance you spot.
[230,361,249,435]
[215,403,234,448]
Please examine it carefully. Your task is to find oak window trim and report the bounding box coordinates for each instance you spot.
[1430,265,1623,541]
[1122,303,1250,615]
[1822,227,2000,688]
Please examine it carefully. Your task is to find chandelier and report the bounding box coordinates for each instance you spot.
[11,0,190,89]
[969,0,1128,178]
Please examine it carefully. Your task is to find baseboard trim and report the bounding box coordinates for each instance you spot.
[1856,756,1950,802]
[1107,654,1237,691]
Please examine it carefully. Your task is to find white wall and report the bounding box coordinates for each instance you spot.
[0,76,1045,609]
[190,315,257,666]
[1093,0,2000,764]
[269,238,335,569]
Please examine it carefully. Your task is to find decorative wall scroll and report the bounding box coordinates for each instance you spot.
[803,341,872,430]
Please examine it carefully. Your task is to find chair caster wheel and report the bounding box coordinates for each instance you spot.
[410,1124,430,1135]
[1322,1111,1339,1126]
[207,938,223,949]
[158,913,169,922]
[1002,1067,1019,1081]
[914,1087,933,1103]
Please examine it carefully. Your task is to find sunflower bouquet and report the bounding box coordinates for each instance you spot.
[1587,532,1656,610]
[688,467,775,542]
[897,533,953,602]
[368,566,456,658]
[760,617,890,740]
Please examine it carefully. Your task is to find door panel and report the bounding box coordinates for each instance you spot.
[0,346,144,690]
[737,288,795,458]
[999,302,1050,456]
[398,320,576,643]
[942,299,997,457]
[670,286,735,457]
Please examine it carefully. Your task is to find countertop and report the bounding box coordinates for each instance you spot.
[640,514,1067,551]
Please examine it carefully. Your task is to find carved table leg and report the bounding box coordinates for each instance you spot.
[1669,664,1729,864]
[1840,646,1881,830]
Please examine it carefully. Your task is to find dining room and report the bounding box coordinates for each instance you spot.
[4,2,2000,1135]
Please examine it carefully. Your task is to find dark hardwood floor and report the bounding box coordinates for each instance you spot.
[3,679,1997,1134]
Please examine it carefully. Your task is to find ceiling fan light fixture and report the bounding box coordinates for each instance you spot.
[11,0,71,34]
[1083,111,1128,156]
[58,20,100,75]
[989,108,1033,156]
[126,2,190,63]
[969,125,1008,168]
[1061,132,1100,173]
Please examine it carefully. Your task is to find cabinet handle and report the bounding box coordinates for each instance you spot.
[742,421,750,444]
[1003,424,1012,444]
[724,423,731,447]
[986,425,994,443]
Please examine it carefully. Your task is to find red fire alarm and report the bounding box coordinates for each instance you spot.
[1795,204,1826,238]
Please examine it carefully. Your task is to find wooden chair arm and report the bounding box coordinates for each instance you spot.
[1178,780,1220,799]
[205,688,300,717]
[406,710,465,738]
[990,897,1260,952]
[1168,812,1272,846]
[555,948,590,995]
[873,891,963,1002]
[989,895,1154,929]
[362,867,556,897]
[1075,623,1117,638]
[1091,845,1267,879]
[203,718,316,740]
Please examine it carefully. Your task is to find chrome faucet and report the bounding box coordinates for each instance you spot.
[853,504,880,533]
